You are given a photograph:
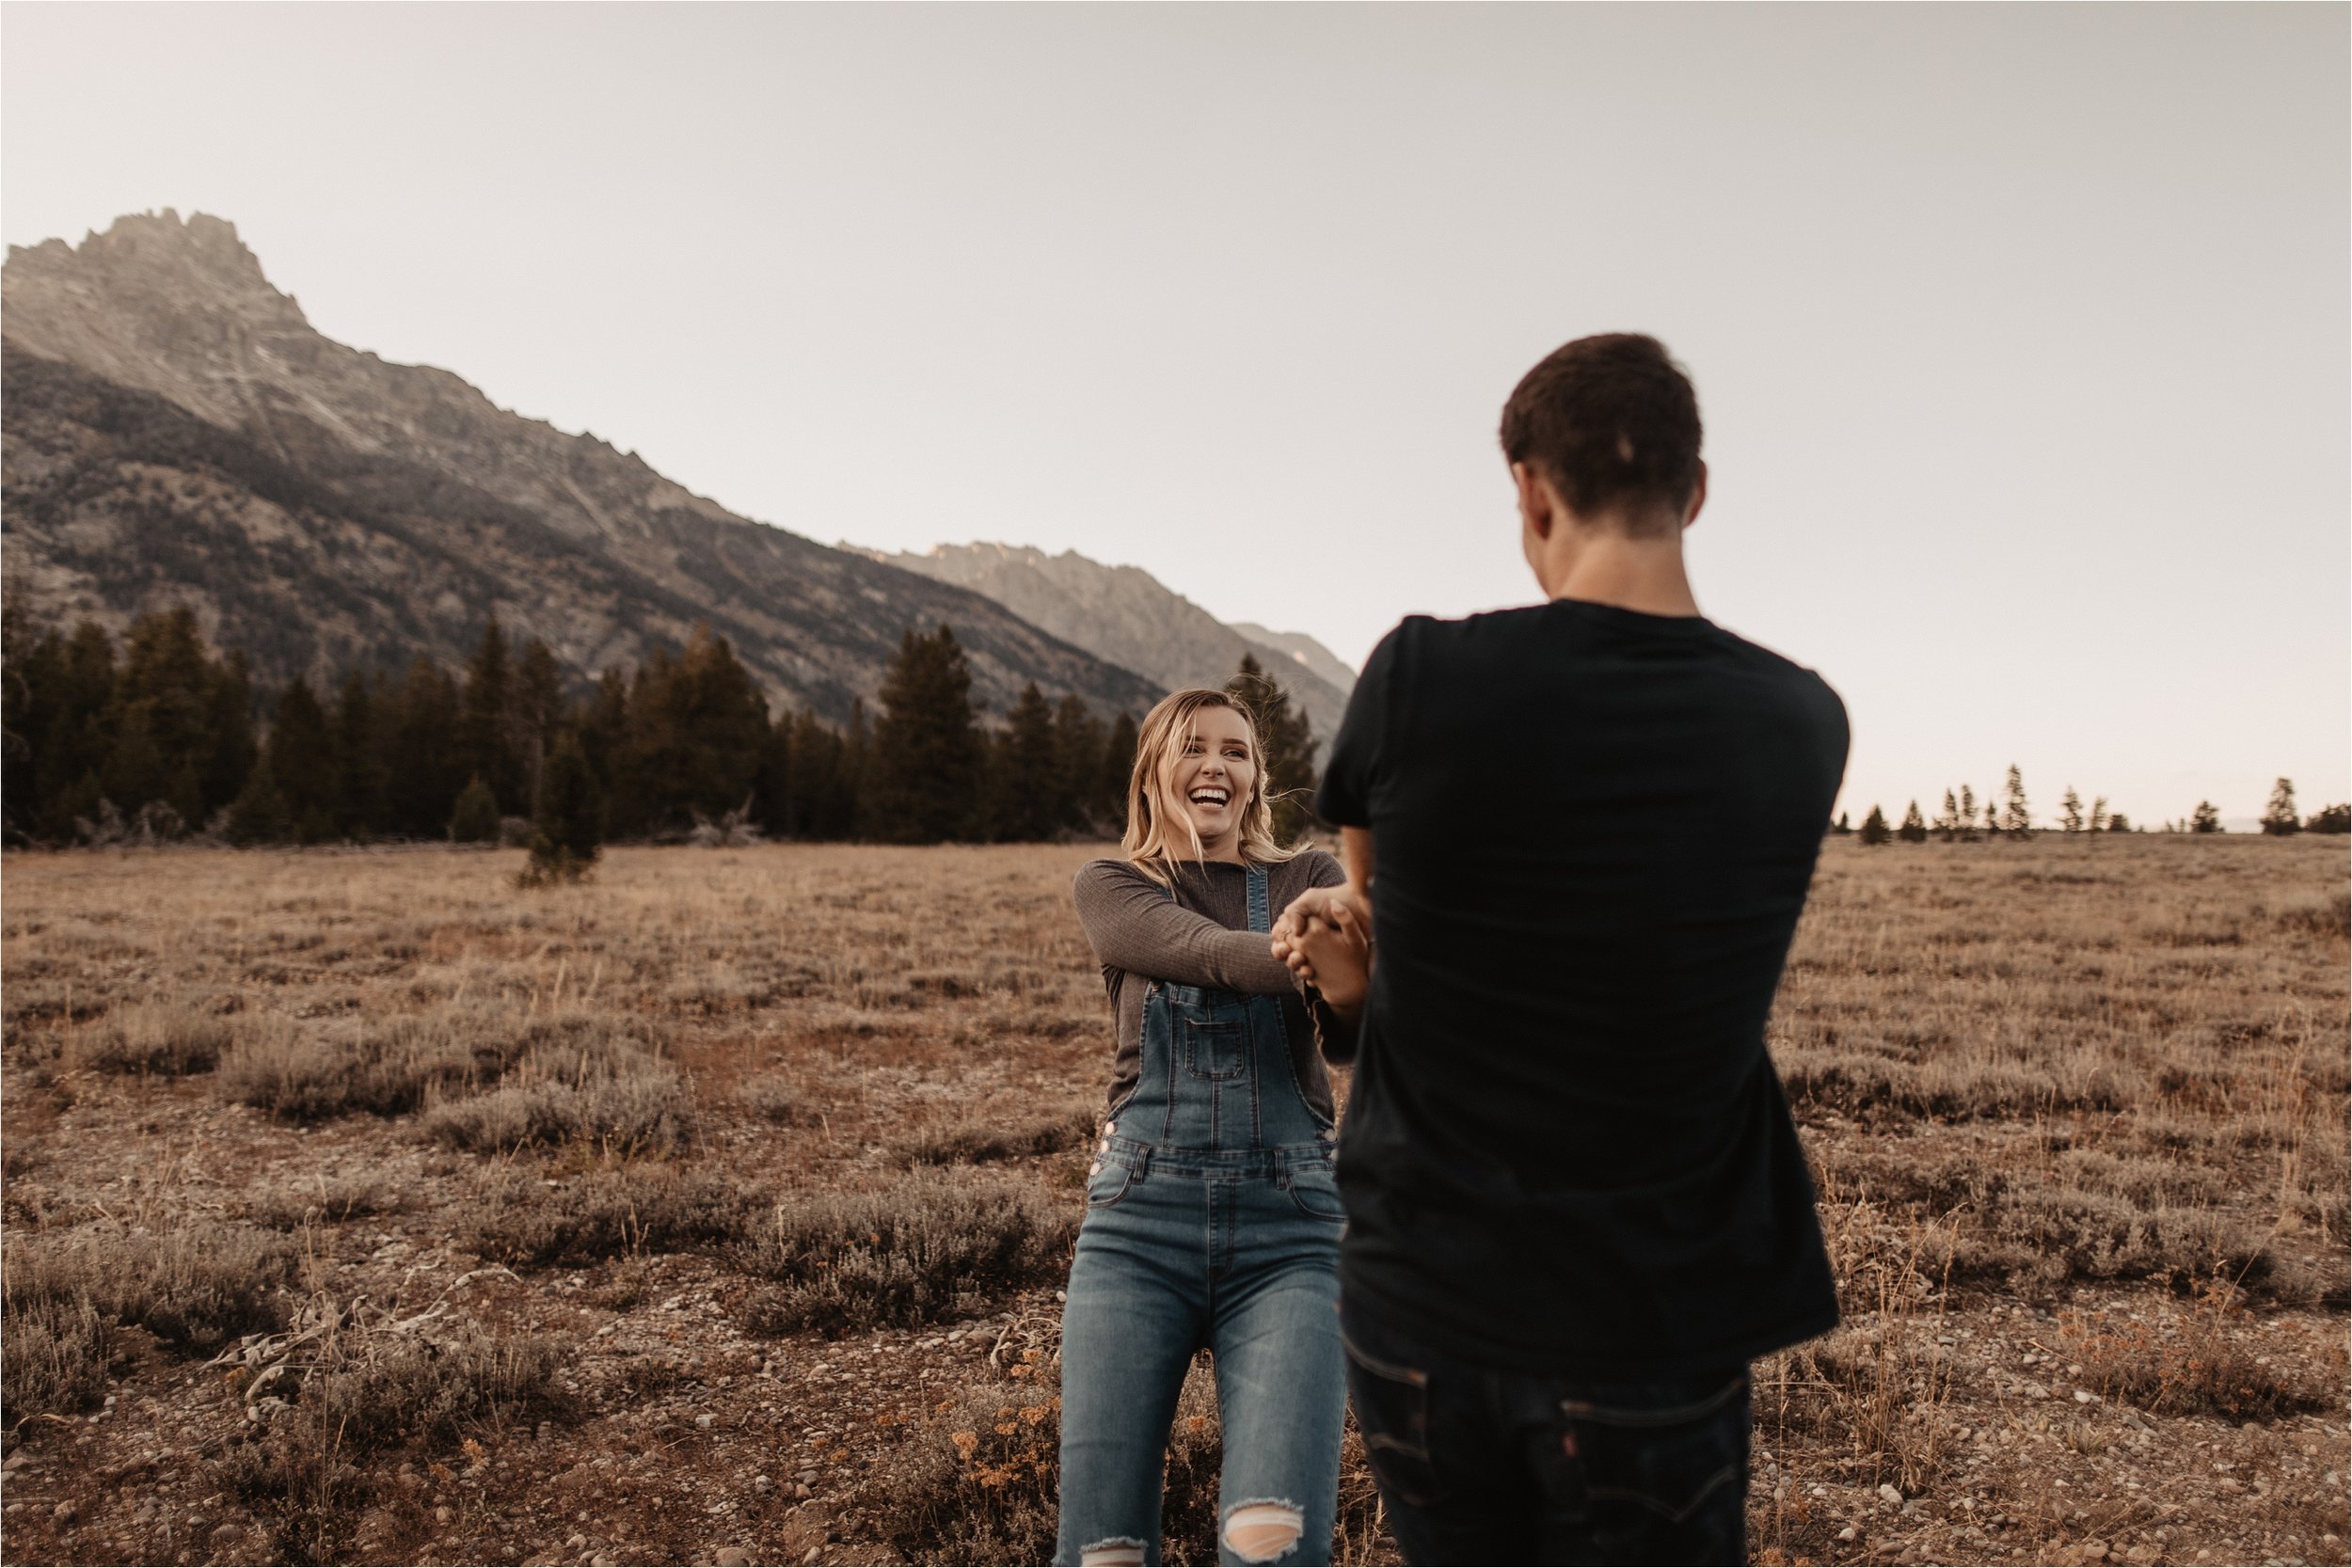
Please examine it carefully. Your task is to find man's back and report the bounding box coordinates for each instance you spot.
[1317,598,1847,1375]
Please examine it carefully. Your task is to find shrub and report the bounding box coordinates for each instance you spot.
[0,1293,111,1427]
[909,1104,1096,1166]
[420,1022,688,1155]
[458,1164,755,1267]
[736,1174,1078,1337]
[734,1071,804,1125]
[863,1365,1225,1565]
[2276,890,2350,942]
[219,1006,669,1128]
[71,1000,234,1075]
[448,776,501,844]
[4,1221,294,1353]
[223,1326,560,1561]
[2060,1295,2333,1423]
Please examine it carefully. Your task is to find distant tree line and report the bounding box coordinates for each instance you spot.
[3,606,1327,854]
[1835,765,2348,846]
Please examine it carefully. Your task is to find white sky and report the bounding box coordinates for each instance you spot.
[4,3,2345,827]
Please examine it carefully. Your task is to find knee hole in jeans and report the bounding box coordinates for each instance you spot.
[1222,1500,1304,1563]
[1079,1539,1147,1566]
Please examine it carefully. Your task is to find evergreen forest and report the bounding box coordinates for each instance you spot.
[0,606,1323,851]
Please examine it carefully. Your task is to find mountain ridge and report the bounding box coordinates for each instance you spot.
[0,210,1165,724]
[855,542,1354,744]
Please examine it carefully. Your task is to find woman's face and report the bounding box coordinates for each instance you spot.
[1168,705,1257,858]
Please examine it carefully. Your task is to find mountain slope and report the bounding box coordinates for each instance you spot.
[861,543,1353,743]
[0,211,1164,723]
[1227,623,1358,699]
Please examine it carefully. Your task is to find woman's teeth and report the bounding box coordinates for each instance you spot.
[1189,787,1231,807]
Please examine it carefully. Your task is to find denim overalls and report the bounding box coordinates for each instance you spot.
[1056,866,1348,1567]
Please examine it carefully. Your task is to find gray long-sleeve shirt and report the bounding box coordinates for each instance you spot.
[1071,851,1359,1124]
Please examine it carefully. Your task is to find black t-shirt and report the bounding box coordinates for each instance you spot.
[1317,600,1848,1377]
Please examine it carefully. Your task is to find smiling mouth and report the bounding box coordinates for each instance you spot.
[1188,786,1232,809]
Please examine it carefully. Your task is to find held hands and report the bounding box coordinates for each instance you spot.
[1270,885,1373,1016]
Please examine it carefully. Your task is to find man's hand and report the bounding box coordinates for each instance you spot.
[1271,882,1370,950]
[1272,887,1372,1016]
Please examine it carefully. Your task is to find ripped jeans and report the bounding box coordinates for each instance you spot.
[1054,1150,1347,1566]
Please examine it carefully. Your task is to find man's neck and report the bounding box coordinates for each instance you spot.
[1541,536,1701,618]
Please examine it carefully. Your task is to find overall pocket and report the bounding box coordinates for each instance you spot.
[1084,1156,1138,1211]
[1283,1157,1348,1223]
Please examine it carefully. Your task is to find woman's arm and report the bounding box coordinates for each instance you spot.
[1072,861,1301,994]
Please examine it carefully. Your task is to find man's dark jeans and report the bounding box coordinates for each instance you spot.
[1341,1295,1751,1566]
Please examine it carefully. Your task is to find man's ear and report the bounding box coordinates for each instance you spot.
[1513,462,1553,541]
[1681,462,1708,532]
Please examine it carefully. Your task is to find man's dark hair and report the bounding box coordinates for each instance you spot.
[1499,333,1703,535]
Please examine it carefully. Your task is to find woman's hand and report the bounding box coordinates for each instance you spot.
[1272,896,1372,1016]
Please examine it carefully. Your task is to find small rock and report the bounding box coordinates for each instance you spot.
[2074,1389,2097,1404]
[793,1483,813,1500]
[1837,1526,1858,1542]
[52,1502,76,1525]
[753,1476,773,1493]
[716,1550,753,1566]
[436,1505,453,1523]
[2219,1479,2247,1495]
[1879,1482,1904,1507]
[568,1534,589,1549]
[696,1414,715,1431]
[593,1556,619,1567]
[2080,1542,2110,1562]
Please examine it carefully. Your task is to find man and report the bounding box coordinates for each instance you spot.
[1274,333,1847,1565]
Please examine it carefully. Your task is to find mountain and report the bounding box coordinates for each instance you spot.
[1227,623,1359,701]
[0,211,1164,724]
[856,543,1354,745]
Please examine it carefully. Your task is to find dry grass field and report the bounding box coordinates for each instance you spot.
[0,835,2344,1568]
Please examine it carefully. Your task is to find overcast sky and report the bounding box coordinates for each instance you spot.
[4,3,2344,826]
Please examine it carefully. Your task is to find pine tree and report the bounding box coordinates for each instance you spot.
[457,615,523,814]
[1053,694,1106,834]
[267,676,338,844]
[1829,811,1851,835]
[221,759,293,846]
[2059,787,2084,834]
[2261,778,2299,836]
[1098,712,1140,831]
[386,657,464,839]
[2106,811,2131,833]
[988,683,1062,842]
[107,608,218,829]
[450,775,501,844]
[1958,784,1979,843]
[1859,804,1892,846]
[201,650,260,828]
[1227,655,1318,845]
[330,672,388,838]
[607,629,771,835]
[870,626,985,844]
[1898,800,1929,842]
[2089,796,2108,834]
[1999,765,2031,839]
[1935,789,1960,843]
[521,732,602,884]
[2306,804,2350,834]
[515,637,564,807]
[2189,800,2222,834]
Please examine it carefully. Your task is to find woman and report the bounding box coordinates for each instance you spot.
[1057,687,1370,1568]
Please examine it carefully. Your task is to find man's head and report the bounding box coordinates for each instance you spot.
[1500,333,1705,542]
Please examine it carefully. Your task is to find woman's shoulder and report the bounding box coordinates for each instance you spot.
[1073,856,1156,899]
[1272,847,1344,891]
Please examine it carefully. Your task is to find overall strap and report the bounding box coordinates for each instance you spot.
[1247,864,1271,934]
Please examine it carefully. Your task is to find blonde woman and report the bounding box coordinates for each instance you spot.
[1057,688,1370,1568]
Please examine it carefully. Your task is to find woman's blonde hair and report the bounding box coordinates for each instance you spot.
[1120,688,1302,886]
